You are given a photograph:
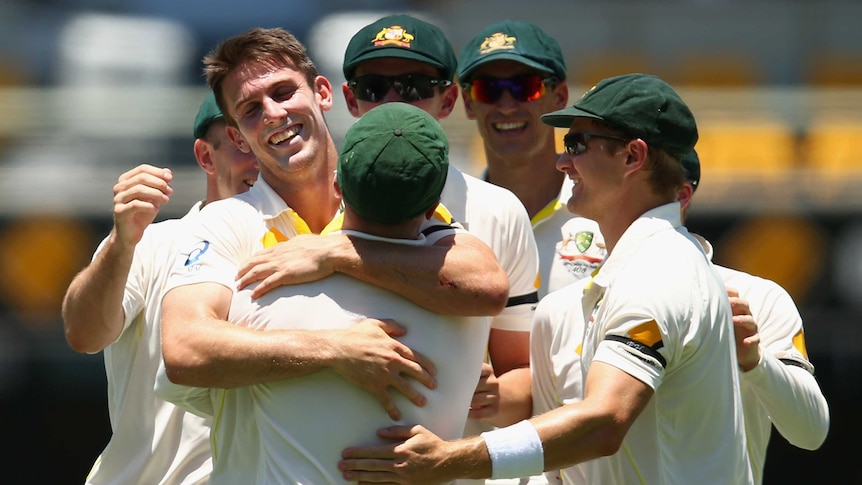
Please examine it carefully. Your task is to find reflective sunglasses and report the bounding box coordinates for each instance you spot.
[563,132,630,156]
[347,74,452,103]
[465,75,556,104]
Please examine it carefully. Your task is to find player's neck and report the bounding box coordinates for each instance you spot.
[485,155,564,219]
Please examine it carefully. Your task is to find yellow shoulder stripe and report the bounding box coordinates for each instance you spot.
[629,320,662,347]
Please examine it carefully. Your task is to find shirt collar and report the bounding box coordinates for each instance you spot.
[593,201,682,287]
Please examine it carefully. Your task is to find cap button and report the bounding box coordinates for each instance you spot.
[393,129,403,136]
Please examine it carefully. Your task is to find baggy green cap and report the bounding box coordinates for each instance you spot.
[541,73,698,161]
[457,20,567,82]
[193,91,224,140]
[337,102,449,224]
[343,14,457,81]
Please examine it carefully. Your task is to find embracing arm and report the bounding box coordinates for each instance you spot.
[237,231,509,316]
[339,361,652,483]
[62,164,173,353]
[160,282,437,420]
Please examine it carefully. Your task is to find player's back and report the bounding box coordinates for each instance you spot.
[228,254,490,484]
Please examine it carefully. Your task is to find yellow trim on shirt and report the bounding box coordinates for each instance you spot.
[792,329,809,360]
[629,320,662,347]
[531,198,563,227]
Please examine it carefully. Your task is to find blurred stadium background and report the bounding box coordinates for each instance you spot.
[0,0,859,482]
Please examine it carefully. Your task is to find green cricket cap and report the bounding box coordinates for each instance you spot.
[457,20,567,83]
[343,14,457,81]
[682,148,700,191]
[193,91,224,139]
[337,102,449,224]
[541,73,698,161]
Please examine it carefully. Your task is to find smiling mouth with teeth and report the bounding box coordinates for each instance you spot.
[493,121,527,132]
[269,125,301,145]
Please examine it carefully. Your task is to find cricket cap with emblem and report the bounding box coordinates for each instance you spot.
[542,73,698,161]
[343,14,458,81]
[456,20,567,82]
[193,91,224,140]
[337,102,449,224]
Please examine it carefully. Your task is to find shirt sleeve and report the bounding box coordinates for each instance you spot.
[154,358,215,418]
[741,279,829,449]
[492,206,540,332]
[741,352,829,449]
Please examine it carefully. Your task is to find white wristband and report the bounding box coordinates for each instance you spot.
[480,420,544,479]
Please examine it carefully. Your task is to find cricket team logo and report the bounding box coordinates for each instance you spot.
[479,32,517,54]
[373,25,414,48]
[575,231,594,253]
[556,228,606,279]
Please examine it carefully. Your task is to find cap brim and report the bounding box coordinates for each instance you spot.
[540,105,604,128]
[458,53,555,82]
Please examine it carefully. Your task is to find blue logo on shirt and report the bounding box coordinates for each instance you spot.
[184,241,210,266]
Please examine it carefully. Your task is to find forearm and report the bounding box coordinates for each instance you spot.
[334,233,508,316]
[743,351,830,449]
[161,312,341,388]
[61,233,135,353]
[486,367,533,427]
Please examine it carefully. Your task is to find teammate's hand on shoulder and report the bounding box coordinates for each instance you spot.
[236,233,343,297]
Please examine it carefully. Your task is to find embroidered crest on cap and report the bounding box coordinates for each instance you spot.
[479,32,516,54]
[373,25,415,48]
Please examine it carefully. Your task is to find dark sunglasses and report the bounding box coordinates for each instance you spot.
[347,74,453,103]
[563,132,630,156]
[464,75,556,104]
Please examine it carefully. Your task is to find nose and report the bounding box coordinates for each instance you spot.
[555,151,573,174]
[382,85,405,103]
[494,89,519,114]
[261,97,285,125]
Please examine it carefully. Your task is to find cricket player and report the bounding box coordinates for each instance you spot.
[341,13,540,437]
[61,92,258,484]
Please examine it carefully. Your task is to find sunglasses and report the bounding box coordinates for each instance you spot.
[347,74,453,103]
[563,132,630,156]
[464,75,556,104]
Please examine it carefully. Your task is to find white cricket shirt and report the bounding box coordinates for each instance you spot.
[156,178,468,484]
[579,202,753,485]
[442,165,539,331]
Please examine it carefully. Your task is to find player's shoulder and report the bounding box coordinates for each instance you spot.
[455,169,530,220]
[537,277,590,313]
[139,215,187,243]
[715,264,781,290]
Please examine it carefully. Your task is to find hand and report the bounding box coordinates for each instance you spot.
[332,319,437,421]
[468,362,501,421]
[727,286,762,372]
[236,233,343,298]
[340,424,459,484]
[112,164,173,246]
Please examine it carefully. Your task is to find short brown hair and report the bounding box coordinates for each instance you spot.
[203,27,319,122]
[643,148,687,200]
